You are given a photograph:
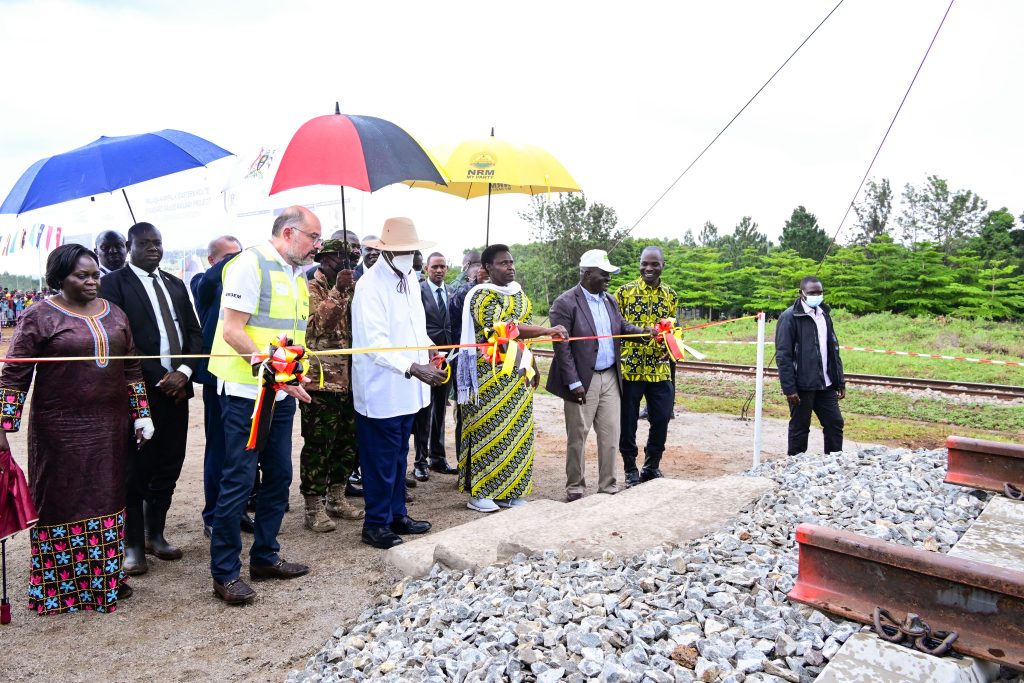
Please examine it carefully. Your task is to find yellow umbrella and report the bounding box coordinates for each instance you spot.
[406,129,581,245]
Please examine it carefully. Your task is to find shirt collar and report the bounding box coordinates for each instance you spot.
[580,285,605,303]
[128,261,157,280]
[636,277,662,292]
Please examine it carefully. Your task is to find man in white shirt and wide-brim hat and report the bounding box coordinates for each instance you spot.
[351,217,448,549]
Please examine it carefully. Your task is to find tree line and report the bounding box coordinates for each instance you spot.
[503,175,1024,320]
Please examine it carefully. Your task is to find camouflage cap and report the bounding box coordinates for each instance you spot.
[314,239,347,261]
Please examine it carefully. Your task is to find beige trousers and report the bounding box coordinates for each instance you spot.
[564,368,620,495]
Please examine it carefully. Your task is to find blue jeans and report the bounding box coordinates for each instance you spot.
[355,412,414,529]
[210,394,295,583]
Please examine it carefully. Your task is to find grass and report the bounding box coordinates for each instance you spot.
[534,356,1024,449]
[678,311,1024,386]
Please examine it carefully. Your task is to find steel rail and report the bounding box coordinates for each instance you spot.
[529,351,1024,400]
[945,436,1024,495]
[788,523,1024,670]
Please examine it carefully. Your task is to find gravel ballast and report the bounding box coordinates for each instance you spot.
[288,446,1022,682]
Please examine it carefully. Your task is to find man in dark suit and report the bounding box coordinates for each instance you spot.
[191,235,253,539]
[95,230,127,276]
[412,252,459,481]
[547,250,650,502]
[99,222,203,575]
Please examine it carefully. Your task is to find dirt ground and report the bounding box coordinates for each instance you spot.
[1,390,854,682]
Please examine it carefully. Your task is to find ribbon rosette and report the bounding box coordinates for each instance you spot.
[246,334,307,450]
[481,321,535,381]
[656,319,686,362]
[654,319,706,362]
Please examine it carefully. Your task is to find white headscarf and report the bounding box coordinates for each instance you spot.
[455,280,523,405]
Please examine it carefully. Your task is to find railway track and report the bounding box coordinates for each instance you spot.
[529,350,1024,400]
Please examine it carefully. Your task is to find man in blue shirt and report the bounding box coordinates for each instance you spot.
[546,250,650,501]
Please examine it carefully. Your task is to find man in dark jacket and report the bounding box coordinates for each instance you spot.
[99,222,204,573]
[191,235,246,538]
[412,252,458,480]
[775,276,846,455]
[547,250,650,501]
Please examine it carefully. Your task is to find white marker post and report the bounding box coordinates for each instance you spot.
[752,311,766,468]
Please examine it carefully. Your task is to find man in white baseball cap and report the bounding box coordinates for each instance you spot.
[546,249,652,501]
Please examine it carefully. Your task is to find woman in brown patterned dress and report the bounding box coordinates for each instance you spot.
[0,244,152,615]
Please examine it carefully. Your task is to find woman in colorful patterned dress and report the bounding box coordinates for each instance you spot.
[455,244,567,513]
[0,244,153,615]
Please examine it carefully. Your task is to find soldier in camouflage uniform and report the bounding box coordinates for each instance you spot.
[299,236,365,531]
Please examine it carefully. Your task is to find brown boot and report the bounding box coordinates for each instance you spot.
[325,484,365,520]
[303,495,336,532]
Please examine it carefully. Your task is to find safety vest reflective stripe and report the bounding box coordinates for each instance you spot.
[208,243,308,385]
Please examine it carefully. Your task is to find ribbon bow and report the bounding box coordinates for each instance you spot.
[481,321,535,381]
[654,319,706,362]
[246,334,307,450]
[656,319,686,362]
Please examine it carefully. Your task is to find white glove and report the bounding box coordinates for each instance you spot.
[134,417,155,440]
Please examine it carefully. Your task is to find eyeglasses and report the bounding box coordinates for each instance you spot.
[291,227,322,244]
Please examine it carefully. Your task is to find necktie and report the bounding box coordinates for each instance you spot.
[435,286,446,318]
[149,272,182,366]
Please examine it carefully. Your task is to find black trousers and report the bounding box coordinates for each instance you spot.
[125,385,189,549]
[787,388,844,455]
[619,379,674,474]
[413,383,448,468]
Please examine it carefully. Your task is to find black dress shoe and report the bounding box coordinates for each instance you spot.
[124,546,149,575]
[414,465,430,482]
[249,558,310,581]
[390,515,431,535]
[361,526,404,549]
[429,461,459,475]
[624,470,641,488]
[117,583,133,600]
[640,467,664,483]
[240,512,256,534]
[345,482,364,498]
[213,578,257,604]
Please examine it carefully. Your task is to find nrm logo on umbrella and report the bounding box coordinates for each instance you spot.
[467,152,496,178]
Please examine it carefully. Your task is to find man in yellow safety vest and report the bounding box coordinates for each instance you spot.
[206,205,318,605]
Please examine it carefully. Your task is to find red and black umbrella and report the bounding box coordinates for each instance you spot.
[270,104,446,266]
[1,447,38,624]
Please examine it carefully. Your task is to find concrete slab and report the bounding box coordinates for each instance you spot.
[496,475,773,562]
[949,496,1024,573]
[386,499,566,577]
[386,475,773,577]
[816,632,999,683]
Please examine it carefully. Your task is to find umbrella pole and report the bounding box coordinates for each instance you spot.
[1,538,9,625]
[485,183,492,247]
[340,187,351,270]
[122,189,137,224]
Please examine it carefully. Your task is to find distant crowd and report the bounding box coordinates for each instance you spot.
[0,287,56,328]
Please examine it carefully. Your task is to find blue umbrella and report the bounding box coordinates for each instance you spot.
[0,129,233,221]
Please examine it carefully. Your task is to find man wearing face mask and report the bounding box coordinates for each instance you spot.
[351,218,446,549]
[775,276,846,456]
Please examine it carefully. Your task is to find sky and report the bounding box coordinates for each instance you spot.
[0,0,1021,276]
